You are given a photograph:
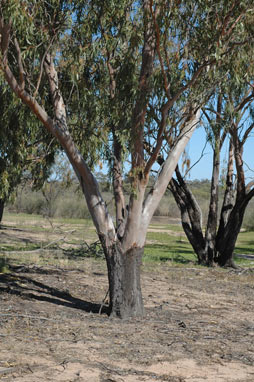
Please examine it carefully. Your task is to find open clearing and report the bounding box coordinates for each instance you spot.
[0,214,254,381]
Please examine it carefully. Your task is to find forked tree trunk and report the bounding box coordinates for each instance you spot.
[0,16,200,319]
[215,125,254,267]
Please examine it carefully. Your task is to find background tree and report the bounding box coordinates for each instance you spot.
[169,81,254,267]
[0,0,253,318]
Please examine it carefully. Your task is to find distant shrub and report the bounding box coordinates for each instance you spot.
[154,195,180,218]
[13,191,46,215]
[55,197,91,219]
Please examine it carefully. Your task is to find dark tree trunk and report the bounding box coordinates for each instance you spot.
[100,234,144,318]
[216,123,254,267]
[216,207,244,267]
[0,199,4,226]
[205,142,220,266]
[170,137,254,269]
[169,168,206,265]
[216,194,253,267]
[216,139,235,245]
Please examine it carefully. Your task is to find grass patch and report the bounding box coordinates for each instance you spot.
[235,231,254,254]
[1,212,254,269]
[3,212,45,222]
[143,243,196,265]
[145,230,196,265]
[53,217,93,226]
[234,256,254,267]
[0,243,40,252]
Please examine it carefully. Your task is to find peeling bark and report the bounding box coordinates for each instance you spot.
[112,134,126,240]
[216,196,251,267]
[100,233,144,318]
[169,169,206,264]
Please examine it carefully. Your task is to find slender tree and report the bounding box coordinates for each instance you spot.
[0,0,252,317]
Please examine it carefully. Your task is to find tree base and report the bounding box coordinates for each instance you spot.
[104,242,145,319]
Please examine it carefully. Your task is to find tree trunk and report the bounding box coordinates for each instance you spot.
[0,15,201,318]
[169,173,206,264]
[205,142,220,266]
[100,234,144,318]
[216,139,235,243]
[112,134,126,239]
[216,206,244,267]
[216,193,254,267]
[216,124,254,267]
[0,199,4,225]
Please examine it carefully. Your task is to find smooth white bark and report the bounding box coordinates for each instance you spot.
[141,109,201,233]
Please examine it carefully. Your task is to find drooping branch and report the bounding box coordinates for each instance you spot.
[0,21,114,239]
[149,0,170,97]
[42,53,115,237]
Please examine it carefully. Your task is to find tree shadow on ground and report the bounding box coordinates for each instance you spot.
[0,226,41,247]
[0,266,109,315]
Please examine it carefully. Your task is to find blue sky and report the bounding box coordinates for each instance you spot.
[94,122,254,183]
[185,125,254,182]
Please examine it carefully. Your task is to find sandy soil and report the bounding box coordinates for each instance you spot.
[0,221,254,381]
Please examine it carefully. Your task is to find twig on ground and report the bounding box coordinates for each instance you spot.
[42,229,76,249]
[99,289,109,315]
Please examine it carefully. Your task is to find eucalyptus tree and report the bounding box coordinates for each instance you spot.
[0,0,253,318]
[169,81,254,267]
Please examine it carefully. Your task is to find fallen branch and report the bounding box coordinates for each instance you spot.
[0,313,60,321]
[0,367,20,375]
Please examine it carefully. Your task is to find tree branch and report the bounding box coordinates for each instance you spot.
[14,38,25,91]
[144,99,171,176]
[0,17,11,64]
[142,109,200,227]
[33,36,56,98]
[242,122,254,145]
[131,0,156,171]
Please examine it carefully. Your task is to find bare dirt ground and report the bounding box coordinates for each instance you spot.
[1,220,254,381]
